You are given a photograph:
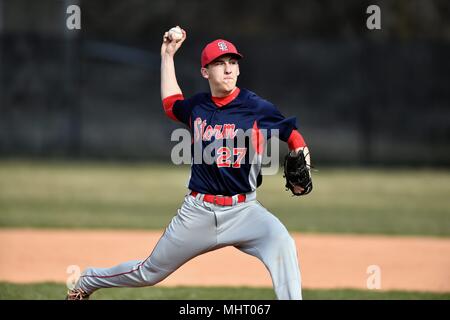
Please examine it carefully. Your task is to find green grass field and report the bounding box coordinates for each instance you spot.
[0,160,449,236]
[1,282,449,300]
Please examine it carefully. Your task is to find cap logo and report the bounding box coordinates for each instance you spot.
[217,41,228,51]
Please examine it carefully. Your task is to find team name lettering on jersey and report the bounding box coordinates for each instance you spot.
[194,117,237,142]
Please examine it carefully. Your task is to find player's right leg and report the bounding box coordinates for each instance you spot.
[216,199,302,300]
[73,194,218,296]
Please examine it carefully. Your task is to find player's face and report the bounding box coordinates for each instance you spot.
[201,55,240,96]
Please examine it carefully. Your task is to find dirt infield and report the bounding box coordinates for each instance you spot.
[0,229,449,292]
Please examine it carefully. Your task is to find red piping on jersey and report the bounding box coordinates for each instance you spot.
[287,129,306,150]
[162,93,184,121]
[252,121,265,155]
[211,87,240,107]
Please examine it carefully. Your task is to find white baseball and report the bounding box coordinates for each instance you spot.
[168,26,183,41]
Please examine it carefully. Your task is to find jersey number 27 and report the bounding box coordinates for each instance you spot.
[216,147,247,168]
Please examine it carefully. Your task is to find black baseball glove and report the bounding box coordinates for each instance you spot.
[283,149,313,196]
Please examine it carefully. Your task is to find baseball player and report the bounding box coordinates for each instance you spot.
[67,27,312,300]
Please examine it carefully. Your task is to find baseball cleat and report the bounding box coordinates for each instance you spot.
[66,288,90,300]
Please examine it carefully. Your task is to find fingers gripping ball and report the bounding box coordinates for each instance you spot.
[168,26,183,42]
[283,149,313,196]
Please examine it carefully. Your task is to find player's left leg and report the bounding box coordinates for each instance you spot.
[216,199,302,300]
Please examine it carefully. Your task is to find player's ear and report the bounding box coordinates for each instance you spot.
[200,67,209,79]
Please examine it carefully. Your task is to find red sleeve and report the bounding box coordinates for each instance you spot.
[287,129,306,150]
[162,94,184,121]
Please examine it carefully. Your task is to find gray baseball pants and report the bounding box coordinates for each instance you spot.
[75,192,302,300]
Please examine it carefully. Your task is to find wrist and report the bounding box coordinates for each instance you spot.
[161,52,175,60]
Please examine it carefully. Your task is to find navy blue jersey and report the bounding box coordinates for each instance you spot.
[172,88,297,196]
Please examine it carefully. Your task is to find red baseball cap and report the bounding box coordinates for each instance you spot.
[201,39,243,67]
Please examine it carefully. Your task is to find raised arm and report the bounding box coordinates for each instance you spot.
[160,26,187,100]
